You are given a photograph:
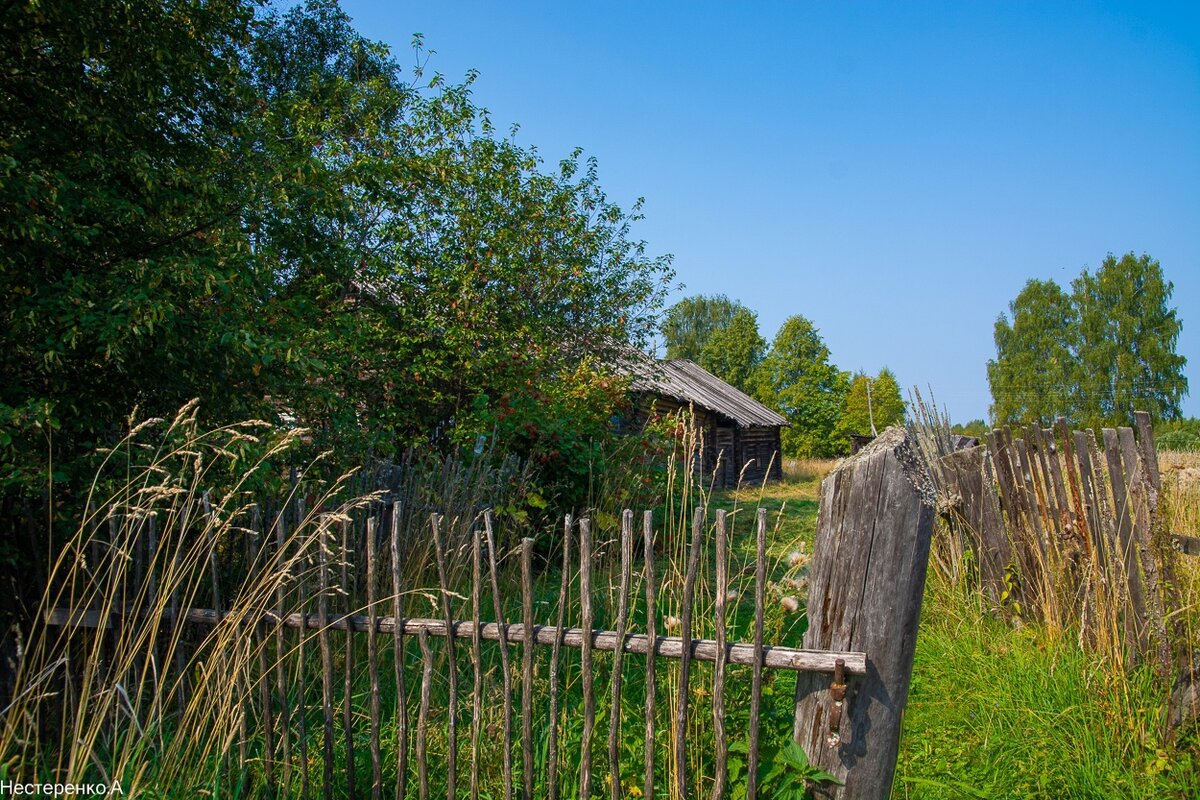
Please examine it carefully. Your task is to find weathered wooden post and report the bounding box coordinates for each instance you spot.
[792,426,935,799]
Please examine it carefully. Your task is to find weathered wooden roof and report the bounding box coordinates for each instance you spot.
[623,354,788,429]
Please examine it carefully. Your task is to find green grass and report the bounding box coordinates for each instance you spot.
[895,574,1200,798]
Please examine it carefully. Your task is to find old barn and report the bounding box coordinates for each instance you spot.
[622,357,787,489]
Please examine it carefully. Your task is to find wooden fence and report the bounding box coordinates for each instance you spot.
[933,410,1190,673]
[29,426,936,800]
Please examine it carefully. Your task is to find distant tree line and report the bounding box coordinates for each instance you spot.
[661,295,904,457]
[987,252,1187,429]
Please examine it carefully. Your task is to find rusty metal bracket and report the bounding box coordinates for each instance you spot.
[826,657,847,747]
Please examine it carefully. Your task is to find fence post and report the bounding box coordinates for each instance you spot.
[792,426,935,799]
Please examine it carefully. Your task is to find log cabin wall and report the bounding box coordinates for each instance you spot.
[616,356,789,489]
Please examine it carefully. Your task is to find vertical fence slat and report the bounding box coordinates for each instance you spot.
[1045,423,1076,544]
[274,507,292,797]
[318,524,335,800]
[748,507,767,800]
[642,510,657,800]
[417,628,432,800]
[1057,418,1092,559]
[171,501,190,721]
[608,511,634,800]
[520,537,535,800]
[431,514,458,800]
[236,513,250,774]
[1133,411,1161,491]
[253,508,275,792]
[391,502,409,800]
[203,492,221,613]
[1013,436,1046,546]
[341,520,356,800]
[712,509,729,800]
[1073,430,1105,563]
[548,514,572,800]
[579,517,595,800]
[367,516,382,800]
[675,506,704,800]
[484,511,515,800]
[296,497,310,800]
[1119,425,1171,672]
[1087,429,1123,652]
[470,527,483,800]
[1103,427,1148,651]
[986,430,1021,532]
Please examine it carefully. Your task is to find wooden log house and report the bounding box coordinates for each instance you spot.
[620,356,787,489]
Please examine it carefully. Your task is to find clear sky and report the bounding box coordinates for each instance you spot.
[339,1,1199,423]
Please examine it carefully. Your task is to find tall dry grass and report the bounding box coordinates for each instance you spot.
[0,403,531,795]
[1,403,815,798]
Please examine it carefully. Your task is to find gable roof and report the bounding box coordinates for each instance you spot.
[622,355,788,429]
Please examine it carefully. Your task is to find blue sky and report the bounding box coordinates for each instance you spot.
[340,1,1199,422]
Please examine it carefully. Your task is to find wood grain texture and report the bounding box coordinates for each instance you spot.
[608,512,633,800]
[579,517,595,800]
[711,509,729,800]
[674,507,704,800]
[390,502,409,800]
[749,508,767,800]
[431,514,458,800]
[520,538,535,800]
[791,426,935,800]
[483,512,514,800]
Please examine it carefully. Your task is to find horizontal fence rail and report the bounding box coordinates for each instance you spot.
[45,609,868,674]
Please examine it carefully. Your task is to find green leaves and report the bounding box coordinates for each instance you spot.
[753,316,850,458]
[1,0,674,532]
[987,253,1186,428]
[727,738,843,800]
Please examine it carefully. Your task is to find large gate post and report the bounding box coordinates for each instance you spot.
[792,426,936,799]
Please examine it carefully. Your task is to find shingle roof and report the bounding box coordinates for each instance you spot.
[622,355,788,429]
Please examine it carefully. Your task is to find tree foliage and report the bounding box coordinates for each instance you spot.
[987,254,1187,428]
[987,279,1079,426]
[752,316,849,458]
[1072,253,1186,428]
[698,306,765,392]
[0,0,674,513]
[662,294,742,361]
[835,368,905,442]
[662,294,765,391]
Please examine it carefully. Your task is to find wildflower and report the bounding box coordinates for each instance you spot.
[780,595,800,614]
[788,550,805,568]
[665,615,682,631]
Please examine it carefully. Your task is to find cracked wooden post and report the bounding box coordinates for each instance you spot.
[792,426,935,799]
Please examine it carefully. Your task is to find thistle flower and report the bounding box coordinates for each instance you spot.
[665,615,682,631]
[780,595,800,614]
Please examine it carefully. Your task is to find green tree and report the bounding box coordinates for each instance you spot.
[698,306,766,391]
[0,0,674,513]
[245,3,673,468]
[662,294,742,361]
[753,316,849,458]
[952,419,991,439]
[1072,252,1187,427]
[835,368,905,443]
[0,0,267,497]
[987,279,1079,426]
